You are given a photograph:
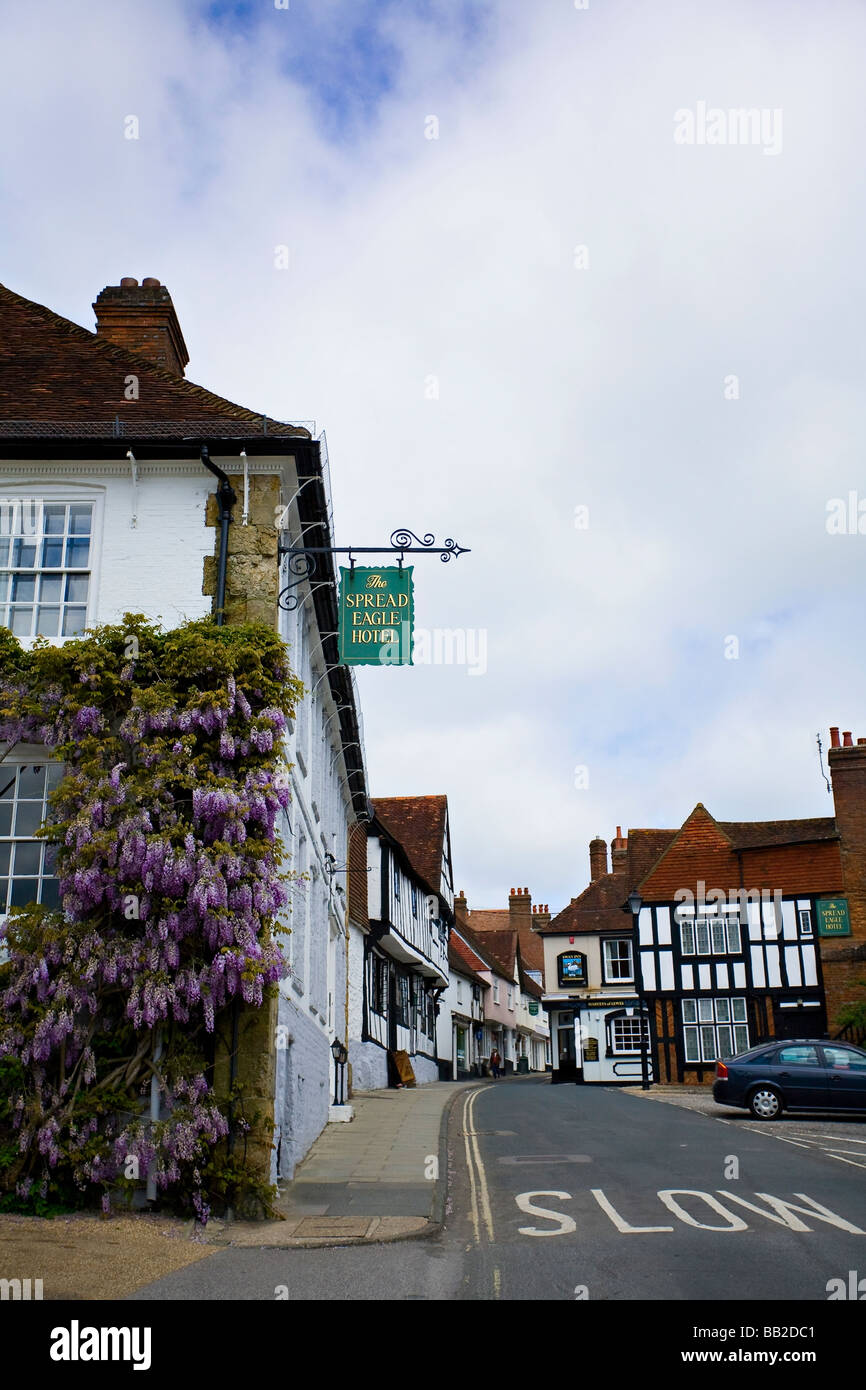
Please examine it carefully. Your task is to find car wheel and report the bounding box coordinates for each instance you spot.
[749,1086,782,1120]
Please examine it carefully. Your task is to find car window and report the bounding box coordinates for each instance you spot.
[822,1045,866,1071]
[742,1049,776,1063]
[777,1045,820,1066]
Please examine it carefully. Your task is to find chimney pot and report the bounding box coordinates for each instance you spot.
[830,727,841,748]
[523,887,528,894]
[858,739,866,746]
[843,731,854,747]
[119,277,139,287]
[141,276,161,287]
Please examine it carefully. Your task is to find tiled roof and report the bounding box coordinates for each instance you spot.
[448,940,489,988]
[372,795,448,896]
[718,818,838,849]
[450,931,488,975]
[452,920,515,981]
[0,281,307,439]
[519,967,543,998]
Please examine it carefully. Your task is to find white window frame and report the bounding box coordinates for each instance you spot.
[0,485,104,648]
[682,996,749,1062]
[0,753,64,950]
[603,937,634,982]
[610,1015,648,1055]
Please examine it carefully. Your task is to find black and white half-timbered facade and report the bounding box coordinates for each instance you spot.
[350,796,453,1089]
[542,808,843,1085]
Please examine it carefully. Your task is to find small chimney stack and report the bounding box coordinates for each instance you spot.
[509,886,532,923]
[93,278,189,376]
[589,836,608,881]
[610,825,628,874]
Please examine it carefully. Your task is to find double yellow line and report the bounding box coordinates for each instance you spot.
[462,1085,495,1245]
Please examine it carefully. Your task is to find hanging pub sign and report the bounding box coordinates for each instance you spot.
[338,566,414,666]
[816,897,851,937]
[557,950,587,988]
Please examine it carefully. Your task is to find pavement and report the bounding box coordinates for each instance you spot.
[206,1079,478,1248]
[0,1078,479,1297]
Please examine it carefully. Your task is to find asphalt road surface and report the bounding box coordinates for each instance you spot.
[131,1077,866,1302]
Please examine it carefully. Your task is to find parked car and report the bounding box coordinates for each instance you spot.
[713,1039,866,1119]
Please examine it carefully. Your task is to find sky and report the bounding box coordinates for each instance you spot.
[1,0,864,913]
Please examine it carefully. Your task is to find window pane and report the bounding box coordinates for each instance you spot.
[40,879,60,910]
[683,1025,700,1062]
[10,607,33,636]
[715,998,731,1022]
[682,999,697,1023]
[11,540,37,568]
[0,844,9,874]
[11,575,36,602]
[717,1026,734,1058]
[726,919,741,952]
[711,920,726,953]
[0,805,11,836]
[731,998,747,1022]
[696,920,710,954]
[38,574,63,602]
[40,538,64,568]
[65,537,90,567]
[698,999,713,1022]
[43,505,66,535]
[700,1026,716,1060]
[17,766,46,797]
[68,505,92,535]
[65,574,88,603]
[36,607,60,637]
[13,801,42,836]
[680,922,694,954]
[12,841,41,876]
[63,607,87,636]
[10,878,39,908]
[733,1026,750,1053]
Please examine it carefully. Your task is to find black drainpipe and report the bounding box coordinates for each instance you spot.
[200,444,237,627]
[200,445,241,1180]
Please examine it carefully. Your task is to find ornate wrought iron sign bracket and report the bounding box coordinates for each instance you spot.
[277,528,470,611]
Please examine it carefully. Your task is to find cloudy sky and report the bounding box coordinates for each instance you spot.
[2,0,864,912]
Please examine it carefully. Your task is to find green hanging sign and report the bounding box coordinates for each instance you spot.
[338,566,414,666]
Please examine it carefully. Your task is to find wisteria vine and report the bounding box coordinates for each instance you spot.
[0,616,302,1219]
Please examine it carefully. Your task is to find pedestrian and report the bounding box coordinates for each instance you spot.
[490,1048,501,1079]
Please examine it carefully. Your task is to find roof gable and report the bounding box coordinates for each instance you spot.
[372,795,449,894]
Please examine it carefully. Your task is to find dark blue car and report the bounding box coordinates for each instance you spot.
[713,1039,866,1119]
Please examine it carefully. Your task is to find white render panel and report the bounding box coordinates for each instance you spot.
[781,901,797,939]
[733,962,747,989]
[656,906,672,945]
[698,963,712,990]
[802,944,818,986]
[367,838,382,920]
[681,964,694,990]
[641,951,656,992]
[784,946,802,987]
[765,945,782,988]
[658,951,674,990]
[638,907,653,945]
[715,963,729,990]
[747,901,762,940]
[750,946,766,988]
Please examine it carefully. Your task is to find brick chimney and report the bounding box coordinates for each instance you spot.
[454,889,469,921]
[93,277,189,375]
[825,728,866,1028]
[610,825,628,875]
[589,835,608,881]
[509,886,532,924]
[531,902,551,929]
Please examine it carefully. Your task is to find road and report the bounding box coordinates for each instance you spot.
[131,1077,866,1301]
